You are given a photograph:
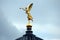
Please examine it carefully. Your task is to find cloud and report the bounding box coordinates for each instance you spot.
[32,24,60,39]
[0,12,24,40]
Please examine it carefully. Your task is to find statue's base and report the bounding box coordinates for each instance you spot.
[26,25,32,31]
[26,24,32,28]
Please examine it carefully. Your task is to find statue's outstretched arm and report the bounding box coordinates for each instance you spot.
[20,8,26,11]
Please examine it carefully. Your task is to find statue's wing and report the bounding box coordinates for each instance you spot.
[28,3,33,11]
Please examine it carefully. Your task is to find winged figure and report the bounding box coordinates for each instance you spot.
[20,3,33,22]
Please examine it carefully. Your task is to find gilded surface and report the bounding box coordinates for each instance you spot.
[20,3,33,25]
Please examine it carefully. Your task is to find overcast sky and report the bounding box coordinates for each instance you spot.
[0,0,60,40]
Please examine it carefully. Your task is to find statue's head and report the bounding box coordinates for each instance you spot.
[25,7,27,10]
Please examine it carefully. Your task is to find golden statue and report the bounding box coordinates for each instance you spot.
[20,3,33,26]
